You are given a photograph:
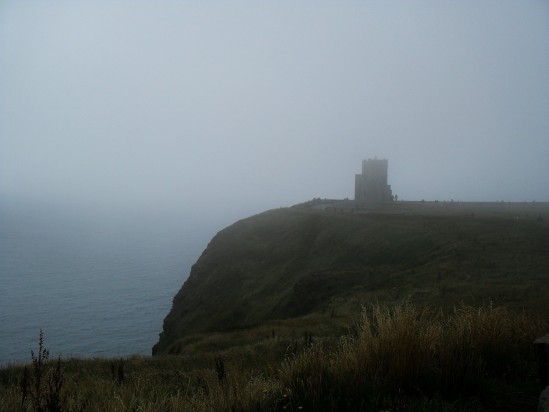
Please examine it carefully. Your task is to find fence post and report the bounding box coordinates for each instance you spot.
[535,334,549,412]
[535,334,549,387]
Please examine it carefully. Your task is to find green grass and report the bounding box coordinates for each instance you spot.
[1,303,546,411]
[156,202,549,355]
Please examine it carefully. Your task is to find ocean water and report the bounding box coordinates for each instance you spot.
[0,203,213,365]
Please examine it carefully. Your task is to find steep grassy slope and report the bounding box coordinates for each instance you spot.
[154,203,549,355]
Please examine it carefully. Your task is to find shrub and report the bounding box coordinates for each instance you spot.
[20,330,66,412]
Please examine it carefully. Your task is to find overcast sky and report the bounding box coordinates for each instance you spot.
[1,1,548,221]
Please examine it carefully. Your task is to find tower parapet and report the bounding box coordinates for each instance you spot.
[355,158,393,204]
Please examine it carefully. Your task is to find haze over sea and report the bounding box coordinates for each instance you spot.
[0,199,219,365]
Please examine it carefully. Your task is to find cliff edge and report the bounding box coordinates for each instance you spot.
[153,203,549,355]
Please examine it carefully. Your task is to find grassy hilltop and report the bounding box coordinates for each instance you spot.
[154,201,549,355]
[2,201,548,411]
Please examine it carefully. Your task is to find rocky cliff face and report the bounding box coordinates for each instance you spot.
[153,204,549,355]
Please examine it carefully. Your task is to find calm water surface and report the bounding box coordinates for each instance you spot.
[0,204,213,365]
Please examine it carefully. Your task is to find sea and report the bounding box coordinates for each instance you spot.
[0,200,221,365]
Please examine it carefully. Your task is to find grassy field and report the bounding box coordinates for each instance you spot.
[1,201,548,411]
[1,303,547,411]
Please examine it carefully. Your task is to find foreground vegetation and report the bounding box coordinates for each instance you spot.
[1,303,546,411]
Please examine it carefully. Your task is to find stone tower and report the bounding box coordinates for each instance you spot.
[355,158,393,204]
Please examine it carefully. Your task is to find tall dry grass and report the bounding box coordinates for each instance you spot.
[279,303,547,411]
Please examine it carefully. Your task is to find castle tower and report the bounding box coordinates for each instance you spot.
[355,158,393,204]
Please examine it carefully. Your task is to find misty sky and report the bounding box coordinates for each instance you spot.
[1,1,548,220]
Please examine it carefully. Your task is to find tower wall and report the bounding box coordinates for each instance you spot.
[355,158,393,204]
[362,159,388,186]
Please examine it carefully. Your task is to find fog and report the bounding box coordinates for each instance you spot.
[2,1,548,225]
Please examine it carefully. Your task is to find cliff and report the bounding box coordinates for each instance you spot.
[153,203,549,355]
